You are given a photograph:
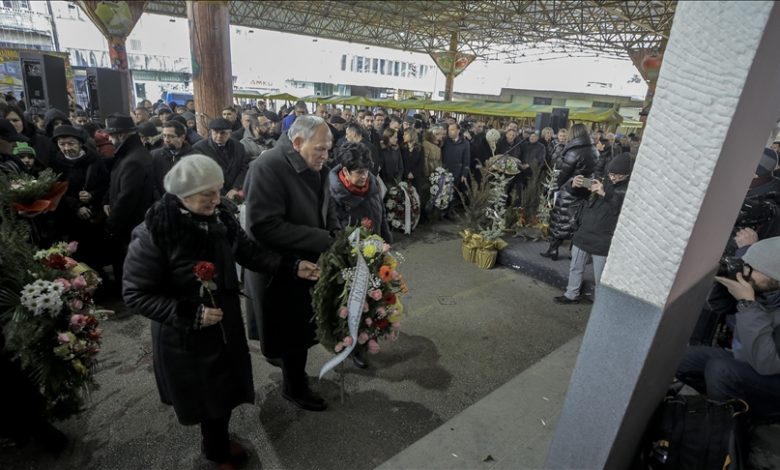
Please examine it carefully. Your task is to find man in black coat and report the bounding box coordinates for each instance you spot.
[441,122,471,212]
[103,113,154,282]
[193,118,250,199]
[243,115,339,412]
[150,121,195,200]
[554,153,631,304]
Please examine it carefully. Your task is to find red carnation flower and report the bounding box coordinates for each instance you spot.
[383,292,396,305]
[361,217,374,231]
[376,318,390,330]
[193,261,216,282]
[41,253,68,270]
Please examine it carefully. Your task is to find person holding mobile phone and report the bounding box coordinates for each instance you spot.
[541,123,598,261]
[554,153,632,304]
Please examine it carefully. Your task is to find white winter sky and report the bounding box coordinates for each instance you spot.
[50,2,649,100]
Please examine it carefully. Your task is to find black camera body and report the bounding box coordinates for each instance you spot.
[734,192,780,231]
[717,256,745,280]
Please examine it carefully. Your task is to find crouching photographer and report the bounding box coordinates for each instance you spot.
[676,237,780,418]
[689,148,780,345]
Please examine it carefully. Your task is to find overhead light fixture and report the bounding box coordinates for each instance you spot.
[312,38,318,42]
[169,18,176,23]
[248,30,254,33]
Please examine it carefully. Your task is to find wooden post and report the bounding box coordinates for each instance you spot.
[444,32,458,102]
[187,0,233,137]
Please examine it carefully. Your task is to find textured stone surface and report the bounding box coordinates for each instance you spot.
[547,2,780,468]
[602,0,777,307]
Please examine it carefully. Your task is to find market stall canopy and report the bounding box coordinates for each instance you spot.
[258,95,623,123]
[145,1,676,62]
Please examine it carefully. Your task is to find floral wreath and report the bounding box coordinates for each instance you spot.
[313,220,408,362]
[428,166,455,210]
[2,241,106,420]
[385,181,421,234]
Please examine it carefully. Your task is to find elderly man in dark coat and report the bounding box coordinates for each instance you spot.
[193,118,250,199]
[243,115,339,412]
[103,114,154,285]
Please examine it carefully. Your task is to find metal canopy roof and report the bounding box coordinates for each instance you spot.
[145,1,676,62]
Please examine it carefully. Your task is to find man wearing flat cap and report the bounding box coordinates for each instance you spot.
[103,113,154,283]
[193,118,250,200]
[677,236,780,418]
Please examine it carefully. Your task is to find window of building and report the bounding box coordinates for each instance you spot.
[394,62,400,76]
[364,57,371,73]
[400,62,406,77]
[340,54,347,71]
[356,56,363,72]
[372,58,379,74]
[533,97,552,105]
[592,101,614,108]
[380,59,386,75]
[128,39,142,51]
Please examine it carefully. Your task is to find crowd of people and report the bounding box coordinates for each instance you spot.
[4,89,778,467]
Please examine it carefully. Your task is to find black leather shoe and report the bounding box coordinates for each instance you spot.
[553,295,580,304]
[350,351,368,369]
[282,389,327,412]
[539,250,559,261]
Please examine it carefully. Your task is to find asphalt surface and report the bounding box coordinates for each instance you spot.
[0,220,591,470]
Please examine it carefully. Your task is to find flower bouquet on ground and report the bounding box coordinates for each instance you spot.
[0,238,106,421]
[2,168,68,216]
[385,181,421,234]
[505,163,550,240]
[313,219,408,379]
[457,166,510,269]
[428,166,455,211]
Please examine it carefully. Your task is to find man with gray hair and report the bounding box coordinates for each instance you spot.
[243,115,338,412]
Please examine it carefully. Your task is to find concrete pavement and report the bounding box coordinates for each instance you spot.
[0,221,592,469]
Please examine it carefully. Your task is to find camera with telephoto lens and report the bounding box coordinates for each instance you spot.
[734,193,780,231]
[717,256,745,280]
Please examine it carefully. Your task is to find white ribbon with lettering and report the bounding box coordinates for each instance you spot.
[319,228,370,379]
[399,183,412,234]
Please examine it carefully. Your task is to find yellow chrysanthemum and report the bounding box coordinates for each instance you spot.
[362,244,378,258]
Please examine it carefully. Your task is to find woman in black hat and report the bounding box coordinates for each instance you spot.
[50,125,110,269]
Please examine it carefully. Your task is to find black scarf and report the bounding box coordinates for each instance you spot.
[145,193,237,260]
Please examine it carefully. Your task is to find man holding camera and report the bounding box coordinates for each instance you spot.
[554,153,632,304]
[676,237,780,417]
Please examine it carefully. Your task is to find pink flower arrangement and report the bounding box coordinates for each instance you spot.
[313,228,407,360]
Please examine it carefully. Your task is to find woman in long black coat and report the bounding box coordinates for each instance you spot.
[50,125,110,268]
[401,128,425,200]
[541,123,597,260]
[123,154,316,467]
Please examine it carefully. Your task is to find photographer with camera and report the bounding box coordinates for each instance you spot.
[553,153,632,304]
[676,237,780,418]
[690,148,780,345]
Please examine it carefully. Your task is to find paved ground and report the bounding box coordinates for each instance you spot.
[0,221,592,470]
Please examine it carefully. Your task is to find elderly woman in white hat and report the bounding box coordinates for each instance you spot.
[122,154,318,468]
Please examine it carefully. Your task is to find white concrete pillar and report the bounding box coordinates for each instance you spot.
[546,2,780,468]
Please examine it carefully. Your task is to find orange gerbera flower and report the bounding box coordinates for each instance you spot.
[379,265,393,282]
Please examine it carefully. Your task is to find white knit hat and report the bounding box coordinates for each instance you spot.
[163,154,224,198]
